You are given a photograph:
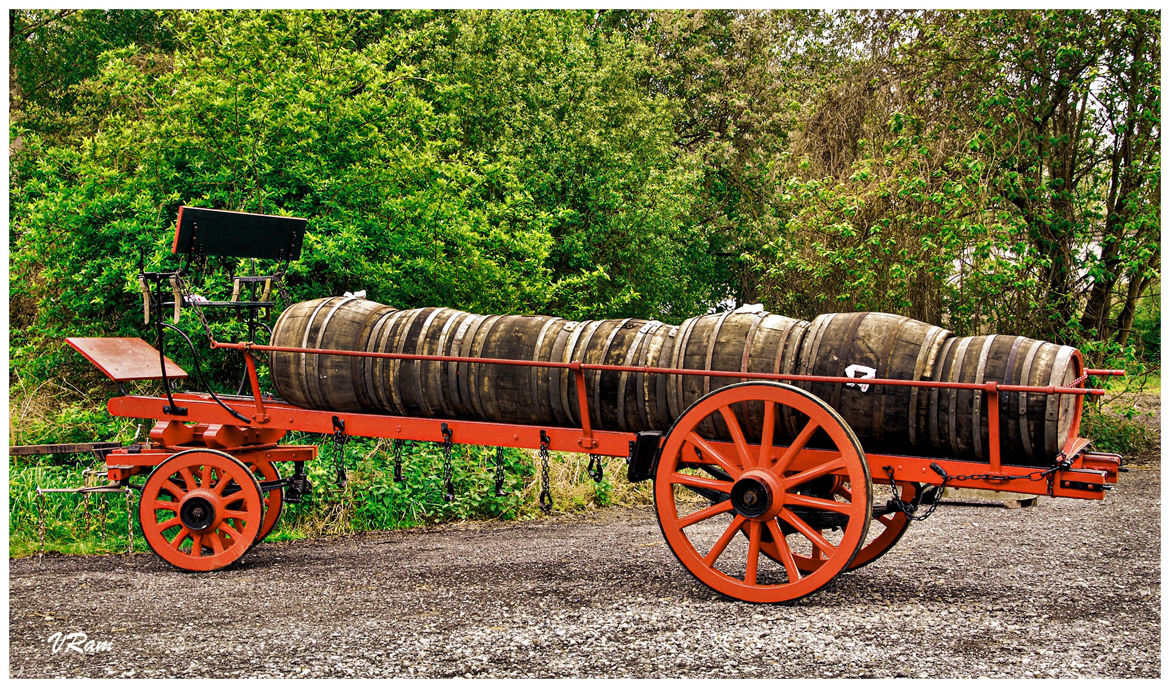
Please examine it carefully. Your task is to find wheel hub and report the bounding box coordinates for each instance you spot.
[729,469,784,520]
[179,495,217,531]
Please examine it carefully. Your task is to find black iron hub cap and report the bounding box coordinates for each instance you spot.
[730,477,772,518]
[179,496,216,531]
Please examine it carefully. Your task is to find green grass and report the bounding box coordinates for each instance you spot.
[8,437,649,558]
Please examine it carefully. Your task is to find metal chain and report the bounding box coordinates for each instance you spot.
[881,471,945,523]
[276,280,294,310]
[538,432,552,513]
[175,274,216,343]
[125,488,133,555]
[331,416,348,489]
[392,440,405,483]
[81,490,92,533]
[36,489,46,564]
[441,424,454,502]
[493,446,506,496]
[883,453,1076,522]
[99,490,108,535]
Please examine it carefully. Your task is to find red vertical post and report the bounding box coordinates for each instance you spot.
[571,361,596,449]
[986,381,1001,472]
[243,350,268,422]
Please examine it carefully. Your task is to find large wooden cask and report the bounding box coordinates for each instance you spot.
[926,335,1084,464]
[795,312,952,454]
[269,296,396,411]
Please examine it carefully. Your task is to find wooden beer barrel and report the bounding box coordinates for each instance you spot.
[927,335,1083,465]
[269,296,396,411]
[269,298,1083,466]
[667,311,810,441]
[795,312,952,454]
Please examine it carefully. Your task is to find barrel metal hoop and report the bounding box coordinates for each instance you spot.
[298,297,340,409]
[531,317,567,427]
[703,311,735,397]
[970,335,997,459]
[616,321,654,431]
[1016,340,1042,461]
[595,318,633,428]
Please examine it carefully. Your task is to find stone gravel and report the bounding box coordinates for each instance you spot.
[9,466,1160,678]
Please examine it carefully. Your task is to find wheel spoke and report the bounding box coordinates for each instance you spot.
[784,492,855,515]
[189,532,203,556]
[877,514,896,528]
[780,508,836,554]
[833,483,853,501]
[758,401,775,467]
[154,498,180,513]
[178,468,197,493]
[208,531,226,554]
[718,406,754,469]
[772,418,819,474]
[703,514,746,567]
[685,433,743,479]
[169,526,191,548]
[765,519,802,582]
[219,520,244,543]
[744,521,762,585]
[676,500,734,529]
[215,474,235,496]
[221,509,251,521]
[200,465,214,489]
[672,472,733,494]
[782,456,845,487]
[153,516,181,532]
[164,479,187,499]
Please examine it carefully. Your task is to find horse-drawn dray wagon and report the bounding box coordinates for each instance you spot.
[56,207,1123,603]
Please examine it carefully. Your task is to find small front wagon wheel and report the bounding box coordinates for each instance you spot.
[139,449,265,571]
[654,382,871,603]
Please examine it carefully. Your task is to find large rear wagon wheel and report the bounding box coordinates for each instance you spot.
[654,382,871,603]
[138,449,264,572]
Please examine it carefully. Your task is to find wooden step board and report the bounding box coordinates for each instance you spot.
[66,337,188,381]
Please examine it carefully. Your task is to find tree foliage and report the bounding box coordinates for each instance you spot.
[9,9,1161,388]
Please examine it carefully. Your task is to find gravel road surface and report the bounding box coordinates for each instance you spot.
[9,466,1160,678]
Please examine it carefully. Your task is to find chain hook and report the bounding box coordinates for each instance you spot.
[587,454,604,483]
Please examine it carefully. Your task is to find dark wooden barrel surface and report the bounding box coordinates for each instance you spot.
[269,299,1084,465]
[927,335,1083,464]
[269,296,396,412]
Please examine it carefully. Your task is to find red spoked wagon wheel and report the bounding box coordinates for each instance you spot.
[654,382,871,603]
[138,449,264,572]
[248,460,283,544]
[764,479,917,573]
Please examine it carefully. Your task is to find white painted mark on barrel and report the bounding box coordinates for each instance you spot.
[844,364,877,392]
